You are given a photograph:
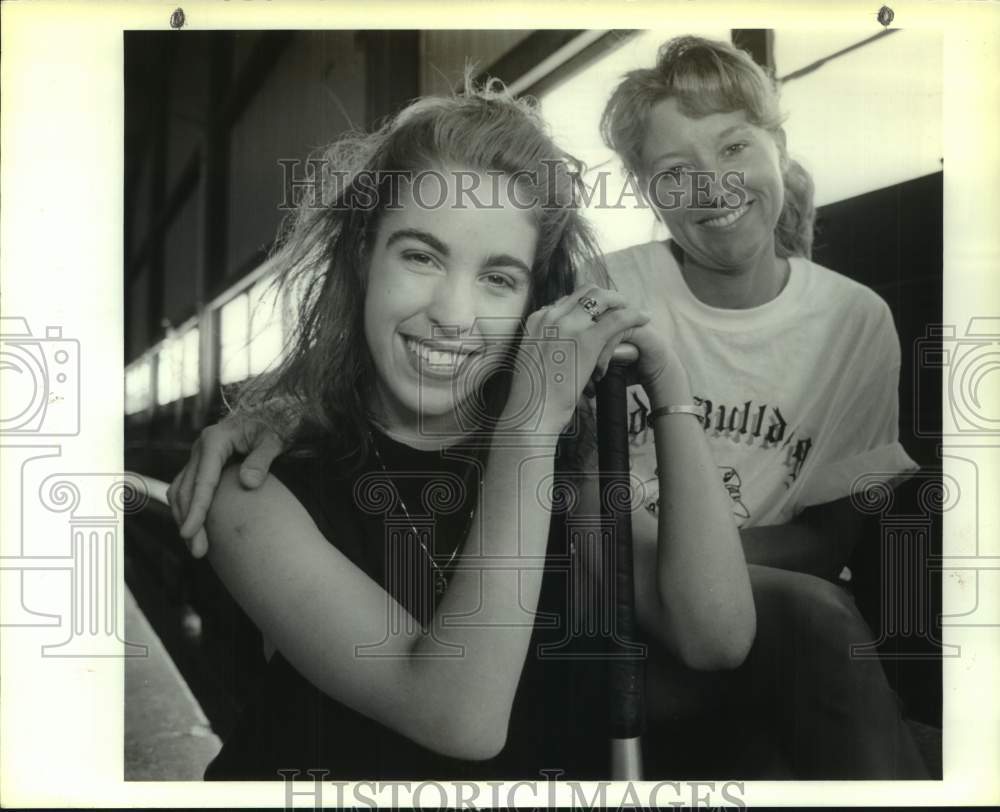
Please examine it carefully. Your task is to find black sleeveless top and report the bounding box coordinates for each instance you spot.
[204,428,609,780]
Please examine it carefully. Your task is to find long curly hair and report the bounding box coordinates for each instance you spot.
[600,35,815,259]
[231,79,605,470]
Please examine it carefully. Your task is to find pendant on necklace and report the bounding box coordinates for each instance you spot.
[434,570,448,598]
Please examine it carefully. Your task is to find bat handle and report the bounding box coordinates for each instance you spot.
[611,342,639,365]
[595,359,644,781]
[611,737,643,781]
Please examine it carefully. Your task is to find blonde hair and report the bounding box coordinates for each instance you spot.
[600,35,815,259]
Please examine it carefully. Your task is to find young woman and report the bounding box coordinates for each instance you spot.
[180,82,753,779]
[596,35,927,777]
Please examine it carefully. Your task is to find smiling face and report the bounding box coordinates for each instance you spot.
[641,97,786,272]
[363,168,538,434]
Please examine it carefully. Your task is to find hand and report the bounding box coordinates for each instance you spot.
[620,321,692,403]
[166,416,286,558]
[506,286,651,435]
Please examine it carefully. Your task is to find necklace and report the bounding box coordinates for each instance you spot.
[368,430,480,598]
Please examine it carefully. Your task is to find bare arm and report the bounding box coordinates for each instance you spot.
[631,368,756,670]
[205,288,651,760]
[168,415,288,557]
[207,440,557,761]
[577,326,756,671]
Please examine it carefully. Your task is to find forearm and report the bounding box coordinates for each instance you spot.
[407,437,557,752]
[647,374,755,669]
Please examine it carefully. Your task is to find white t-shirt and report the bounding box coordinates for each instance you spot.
[597,240,917,529]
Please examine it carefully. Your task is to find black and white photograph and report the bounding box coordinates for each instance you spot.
[2,2,999,808]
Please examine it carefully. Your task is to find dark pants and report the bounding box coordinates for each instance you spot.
[644,565,928,779]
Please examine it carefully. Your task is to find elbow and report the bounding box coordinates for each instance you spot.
[463,728,509,762]
[677,638,751,672]
[675,616,756,672]
[401,663,514,762]
[435,714,509,761]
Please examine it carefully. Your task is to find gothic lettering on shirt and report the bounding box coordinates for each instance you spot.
[625,387,815,505]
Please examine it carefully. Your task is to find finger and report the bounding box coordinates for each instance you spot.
[542,293,584,323]
[547,291,631,338]
[545,284,607,321]
[558,287,629,322]
[173,442,201,526]
[167,474,182,526]
[590,307,650,344]
[589,289,629,309]
[179,431,233,539]
[523,305,551,336]
[593,341,618,382]
[591,318,642,381]
[239,430,284,488]
[189,528,209,560]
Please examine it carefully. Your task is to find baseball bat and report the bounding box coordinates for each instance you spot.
[596,342,644,780]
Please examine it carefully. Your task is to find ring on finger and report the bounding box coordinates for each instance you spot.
[577,296,604,321]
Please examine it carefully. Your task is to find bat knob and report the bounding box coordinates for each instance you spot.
[611,343,639,365]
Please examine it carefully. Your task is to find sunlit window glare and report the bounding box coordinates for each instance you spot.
[249,276,285,376]
[219,292,250,385]
[180,327,200,398]
[125,359,152,415]
[155,338,182,406]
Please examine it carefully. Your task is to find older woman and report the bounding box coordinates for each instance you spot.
[595,35,925,778]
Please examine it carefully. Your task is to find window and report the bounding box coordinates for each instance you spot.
[180,327,200,398]
[125,358,152,415]
[219,292,250,385]
[775,29,942,206]
[153,326,200,406]
[155,339,179,406]
[248,277,284,376]
[219,273,287,385]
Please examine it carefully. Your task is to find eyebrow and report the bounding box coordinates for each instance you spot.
[648,149,686,167]
[385,228,450,256]
[385,228,532,276]
[716,124,754,141]
[648,124,756,166]
[484,253,533,277]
